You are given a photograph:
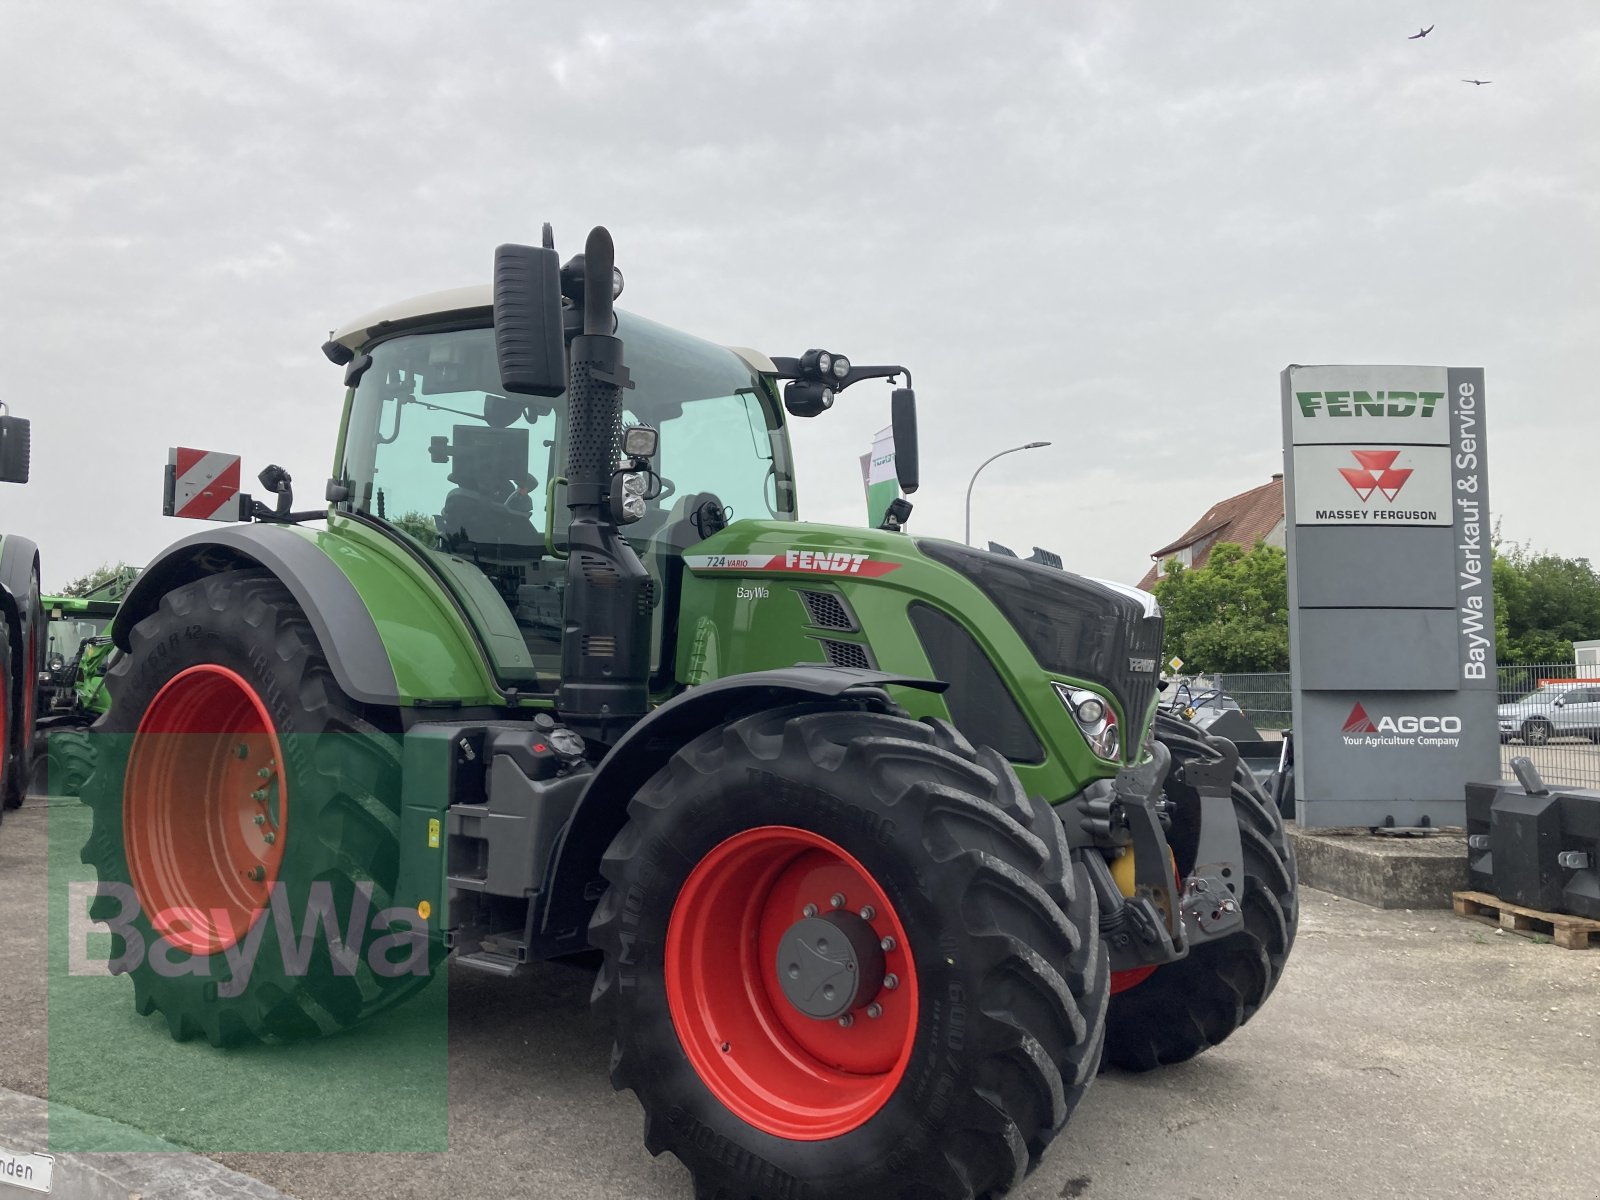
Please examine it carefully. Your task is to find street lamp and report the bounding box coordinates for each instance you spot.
[965,441,1051,545]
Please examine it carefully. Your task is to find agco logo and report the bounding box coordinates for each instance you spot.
[1295,390,1443,419]
[1343,702,1462,743]
[1338,450,1412,503]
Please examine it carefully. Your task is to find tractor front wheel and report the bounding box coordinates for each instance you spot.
[591,705,1108,1200]
[1103,711,1298,1071]
[78,570,433,1045]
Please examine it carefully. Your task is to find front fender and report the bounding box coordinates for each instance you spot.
[112,520,502,708]
[533,666,944,954]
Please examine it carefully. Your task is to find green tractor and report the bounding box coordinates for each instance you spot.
[0,406,43,821]
[81,227,1296,1198]
[35,592,124,796]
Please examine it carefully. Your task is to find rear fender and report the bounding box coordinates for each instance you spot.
[533,666,945,955]
[111,523,500,708]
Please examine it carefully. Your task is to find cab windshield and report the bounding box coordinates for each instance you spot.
[338,312,796,683]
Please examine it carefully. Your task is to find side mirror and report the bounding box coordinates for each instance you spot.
[891,387,918,494]
[493,225,567,398]
[0,413,30,484]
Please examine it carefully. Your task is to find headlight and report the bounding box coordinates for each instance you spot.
[830,355,851,379]
[1053,683,1120,760]
[621,471,648,498]
[621,493,646,521]
[816,351,832,376]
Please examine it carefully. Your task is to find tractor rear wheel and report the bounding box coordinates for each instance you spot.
[78,570,433,1045]
[5,566,41,812]
[1102,711,1297,1072]
[47,728,97,798]
[0,611,13,818]
[590,705,1108,1200]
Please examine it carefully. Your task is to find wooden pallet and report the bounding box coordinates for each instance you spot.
[1451,891,1600,950]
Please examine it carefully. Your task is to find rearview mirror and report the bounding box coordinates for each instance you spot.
[0,414,30,484]
[493,228,567,398]
[891,388,918,494]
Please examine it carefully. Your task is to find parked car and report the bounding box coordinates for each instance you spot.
[1498,684,1600,744]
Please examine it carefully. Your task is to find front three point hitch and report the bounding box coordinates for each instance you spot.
[1075,740,1246,972]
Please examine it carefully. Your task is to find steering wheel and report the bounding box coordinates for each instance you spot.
[502,474,537,514]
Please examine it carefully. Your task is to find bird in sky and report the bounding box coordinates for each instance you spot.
[1408,25,1434,39]
[1461,78,1493,85]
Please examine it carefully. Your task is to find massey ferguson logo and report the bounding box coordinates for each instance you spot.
[1342,702,1462,747]
[1339,450,1411,503]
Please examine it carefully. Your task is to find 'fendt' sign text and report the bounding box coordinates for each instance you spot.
[1295,391,1443,419]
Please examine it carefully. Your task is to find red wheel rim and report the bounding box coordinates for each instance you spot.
[665,826,918,1140]
[124,665,288,955]
[1110,965,1158,994]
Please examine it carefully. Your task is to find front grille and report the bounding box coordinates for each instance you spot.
[798,589,857,631]
[820,639,874,670]
[918,539,1163,738]
[910,603,1043,764]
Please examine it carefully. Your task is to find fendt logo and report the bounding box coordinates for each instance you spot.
[1338,449,1412,503]
[1295,390,1442,419]
[1341,702,1462,747]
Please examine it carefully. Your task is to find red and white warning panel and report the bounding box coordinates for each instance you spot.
[163,447,244,521]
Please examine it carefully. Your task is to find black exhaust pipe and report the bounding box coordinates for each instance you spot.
[553,228,654,742]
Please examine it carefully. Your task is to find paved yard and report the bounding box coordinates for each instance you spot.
[3,794,1596,1200]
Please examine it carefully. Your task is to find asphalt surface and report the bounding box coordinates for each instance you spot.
[4,792,1598,1200]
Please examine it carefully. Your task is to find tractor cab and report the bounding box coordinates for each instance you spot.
[329,297,797,690]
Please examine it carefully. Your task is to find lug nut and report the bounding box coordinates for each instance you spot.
[250,789,268,802]
[246,866,265,882]
[235,744,250,759]
[802,903,818,917]
[257,767,273,779]
[880,935,896,952]
[859,905,876,921]
[253,814,266,826]
[866,1003,882,1019]
[829,893,846,909]
[837,1014,854,1028]
[883,974,899,990]
[262,832,276,845]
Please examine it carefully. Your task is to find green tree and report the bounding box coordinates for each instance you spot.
[1151,541,1289,673]
[56,561,137,599]
[389,511,440,547]
[1492,539,1600,663]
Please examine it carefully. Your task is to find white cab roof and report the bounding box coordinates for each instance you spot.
[329,286,777,377]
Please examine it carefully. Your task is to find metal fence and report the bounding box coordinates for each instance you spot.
[1494,663,1600,791]
[1201,664,1600,791]
[1211,672,1292,730]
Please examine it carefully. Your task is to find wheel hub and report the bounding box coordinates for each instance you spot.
[774,911,885,1020]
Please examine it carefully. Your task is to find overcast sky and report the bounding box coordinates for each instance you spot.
[1,1,1594,591]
